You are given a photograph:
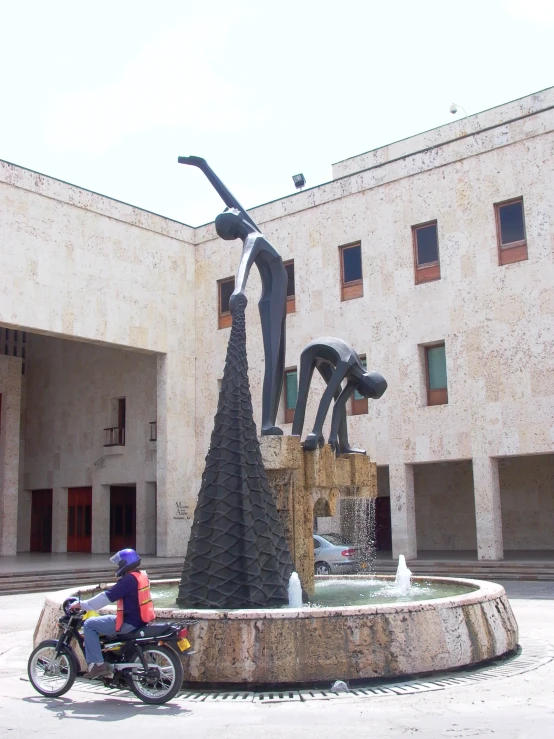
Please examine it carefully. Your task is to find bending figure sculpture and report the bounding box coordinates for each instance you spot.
[178,156,286,435]
[291,337,387,454]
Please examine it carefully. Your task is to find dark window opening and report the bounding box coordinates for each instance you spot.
[218,277,235,329]
[495,198,527,265]
[425,343,448,406]
[342,245,362,283]
[104,397,126,446]
[413,221,440,283]
[284,260,296,313]
[118,397,126,430]
[351,356,368,415]
[284,368,297,424]
[499,201,525,245]
[340,243,363,300]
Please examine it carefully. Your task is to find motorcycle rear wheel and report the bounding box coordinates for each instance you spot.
[126,644,183,704]
[28,639,77,697]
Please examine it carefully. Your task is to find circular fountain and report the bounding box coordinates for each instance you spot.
[34,574,518,685]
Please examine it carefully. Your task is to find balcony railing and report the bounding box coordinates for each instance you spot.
[149,421,157,442]
[104,426,125,447]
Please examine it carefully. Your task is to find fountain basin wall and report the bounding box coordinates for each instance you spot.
[34,576,518,684]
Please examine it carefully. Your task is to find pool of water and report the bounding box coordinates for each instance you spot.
[151,578,477,609]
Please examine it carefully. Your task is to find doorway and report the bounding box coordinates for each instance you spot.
[67,487,92,553]
[375,497,392,551]
[110,486,136,552]
[30,489,53,552]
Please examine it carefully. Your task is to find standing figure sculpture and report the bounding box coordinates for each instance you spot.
[292,337,387,454]
[179,156,286,435]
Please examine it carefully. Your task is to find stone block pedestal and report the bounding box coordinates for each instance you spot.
[260,436,377,596]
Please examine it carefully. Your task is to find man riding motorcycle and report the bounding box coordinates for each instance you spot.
[70,548,155,679]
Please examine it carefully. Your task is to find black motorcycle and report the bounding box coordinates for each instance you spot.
[27,597,195,704]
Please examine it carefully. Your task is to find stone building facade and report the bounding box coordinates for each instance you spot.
[1,87,554,560]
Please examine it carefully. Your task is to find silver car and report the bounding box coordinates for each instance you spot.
[313,533,367,575]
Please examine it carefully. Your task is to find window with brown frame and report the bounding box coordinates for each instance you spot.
[351,356,368,415]
[425,343,448,406]
[495,198,527,266]
[339,242,363,301]
[218,277,235,329]
[284,260,296,314]
[412,221,440,284]
[284,368,297,424]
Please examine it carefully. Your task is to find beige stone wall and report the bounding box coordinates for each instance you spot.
[414,461,477,551]
[0,162,198,556]
[192,91,554,558]
[194,122,554,468]
[0,355,22,555]
[499,454,554,550]
[331,88,554,179]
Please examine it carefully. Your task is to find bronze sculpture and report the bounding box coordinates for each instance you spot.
[178,156,287,435]
[291,337,387,454]
[177,158,294,608]
[177,293,294,608]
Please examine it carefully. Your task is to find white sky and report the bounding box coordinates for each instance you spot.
[0,0,553,226]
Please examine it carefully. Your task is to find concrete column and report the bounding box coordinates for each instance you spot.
[51,487,68,552]
[136,480,156,555]
[473,456,503,560]
[92,483,110,553]
[156,353,196,557]
[389,462,417,560]
[0,356,22,556]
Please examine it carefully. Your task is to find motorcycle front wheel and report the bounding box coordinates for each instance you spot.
[126,644,184,704]
[28,639,77,697]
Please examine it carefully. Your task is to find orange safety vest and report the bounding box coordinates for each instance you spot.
[116,570,156,631]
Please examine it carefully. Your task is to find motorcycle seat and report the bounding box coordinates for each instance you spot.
[105,624,173,642]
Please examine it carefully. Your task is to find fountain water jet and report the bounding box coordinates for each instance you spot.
[394,555,412,596]
[288,572,303,608]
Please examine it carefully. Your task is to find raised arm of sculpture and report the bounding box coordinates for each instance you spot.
[178,156,288,436]
[292,337,387,454]
[177,156,258,231]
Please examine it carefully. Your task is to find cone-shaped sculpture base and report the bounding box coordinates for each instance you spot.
[177,297,294,608]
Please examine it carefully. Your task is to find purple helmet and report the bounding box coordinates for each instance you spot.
[110,548,141,577]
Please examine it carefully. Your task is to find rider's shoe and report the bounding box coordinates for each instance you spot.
[83,663,111,680]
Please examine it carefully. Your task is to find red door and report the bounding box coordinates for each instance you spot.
[30,489,53,552]
[67,487,92,553]
[110,486,136,552]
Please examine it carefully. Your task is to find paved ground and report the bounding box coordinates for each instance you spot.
[0,582,553,737]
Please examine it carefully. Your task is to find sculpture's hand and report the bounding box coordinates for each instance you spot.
[303,433,325,451]
[328,437,340,454]
[229,291,247,315]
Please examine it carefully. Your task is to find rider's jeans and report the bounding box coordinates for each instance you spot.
[83,615,135,665]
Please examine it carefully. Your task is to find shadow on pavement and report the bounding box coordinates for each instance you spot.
[22,695,192,722]
[503,581,554,600]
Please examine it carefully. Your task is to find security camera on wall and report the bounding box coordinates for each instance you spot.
[449,103,458,115]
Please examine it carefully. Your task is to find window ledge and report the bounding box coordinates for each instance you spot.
[341,280,363,301]
[499,242,528,265]
[415,263,441,284]
[103,445,126,456]
[218,312,232,330]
